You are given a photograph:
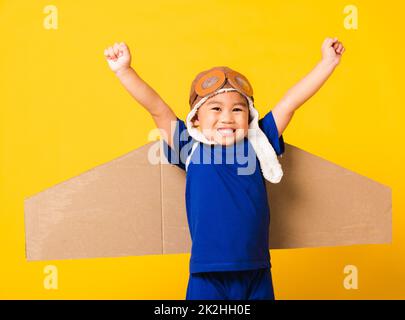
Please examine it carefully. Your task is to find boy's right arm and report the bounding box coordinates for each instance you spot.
[104,42,178,149]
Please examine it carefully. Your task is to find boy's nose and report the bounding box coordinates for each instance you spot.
[220,119,234,124]
[219,111,234,123]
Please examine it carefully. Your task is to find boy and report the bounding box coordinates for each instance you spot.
[104,37,345,300]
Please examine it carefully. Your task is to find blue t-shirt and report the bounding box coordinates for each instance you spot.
[163,111,285,274]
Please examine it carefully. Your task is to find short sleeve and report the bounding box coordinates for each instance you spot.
[258,111,285,156]
[162,117,194,171]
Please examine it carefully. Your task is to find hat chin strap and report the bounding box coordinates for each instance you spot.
[186,88,283,183]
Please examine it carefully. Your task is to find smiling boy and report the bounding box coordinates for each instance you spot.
[104,37,345,300]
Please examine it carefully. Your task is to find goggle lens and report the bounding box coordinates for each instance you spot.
[202,76,220,90]
[235,76,249,91]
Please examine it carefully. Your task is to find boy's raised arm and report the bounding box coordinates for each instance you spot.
[271,37,346,137]
[104,42,177,148]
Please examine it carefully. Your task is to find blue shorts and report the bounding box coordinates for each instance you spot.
[185,268,275,300]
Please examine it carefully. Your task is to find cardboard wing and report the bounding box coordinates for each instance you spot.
[24,142,392,261]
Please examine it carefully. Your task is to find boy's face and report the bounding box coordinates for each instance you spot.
[192,91,249,146]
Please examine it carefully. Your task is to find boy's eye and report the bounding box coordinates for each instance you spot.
[210,106,245,111]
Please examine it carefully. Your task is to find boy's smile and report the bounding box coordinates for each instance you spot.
[192,91,250,146]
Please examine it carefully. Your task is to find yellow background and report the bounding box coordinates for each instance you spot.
[0,0,403,299]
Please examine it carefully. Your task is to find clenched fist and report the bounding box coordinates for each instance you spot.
[104,42,132,74]
[321,37,345,66]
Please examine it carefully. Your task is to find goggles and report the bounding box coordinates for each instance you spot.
[189,69,254,107]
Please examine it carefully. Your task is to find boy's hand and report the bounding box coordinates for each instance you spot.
[104,42,132,75]
[321,37,345,66]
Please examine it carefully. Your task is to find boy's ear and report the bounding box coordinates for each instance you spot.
[192,115,199,127]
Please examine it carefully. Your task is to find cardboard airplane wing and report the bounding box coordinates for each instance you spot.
[24,142,392,261]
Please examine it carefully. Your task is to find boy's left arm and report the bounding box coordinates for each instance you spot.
[272,37,346,137]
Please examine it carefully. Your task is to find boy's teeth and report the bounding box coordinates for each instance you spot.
[217,129,234,136]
